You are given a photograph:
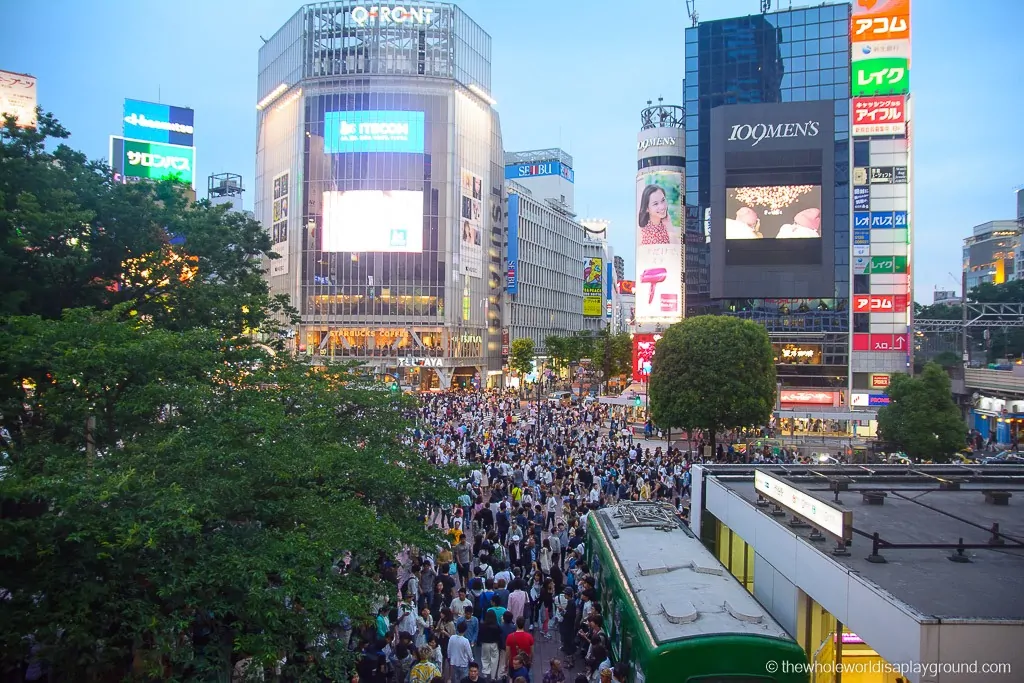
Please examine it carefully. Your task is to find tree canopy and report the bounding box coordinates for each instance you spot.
[592,328,632,389]
[876,362,965,462]
[0,113,456,680]
[648,316,777,447]
[509,337,536,379]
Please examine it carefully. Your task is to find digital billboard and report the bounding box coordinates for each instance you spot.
[583,257,603,318]
[123,99,195,147]
[710,100,835,298]
[0,69,37,128]
[632,333,660,383]
[111,136,195,185]
[725,185,822,240]
[635,171,683,323]
[323,110,425,154]
[270,171,289,277]
[460,168,484,277]
[321,190,424,252]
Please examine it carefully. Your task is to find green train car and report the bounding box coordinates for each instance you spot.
[586,502,809,683]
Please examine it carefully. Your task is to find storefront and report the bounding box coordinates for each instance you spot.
[971,396,1024,444]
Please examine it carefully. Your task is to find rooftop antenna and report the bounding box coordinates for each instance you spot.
[685,0,698,26]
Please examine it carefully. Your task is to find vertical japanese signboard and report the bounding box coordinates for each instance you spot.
[851,0,912,366]
[0,69,37,128]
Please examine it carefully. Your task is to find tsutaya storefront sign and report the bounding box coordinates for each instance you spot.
[350,5,434,25]
[727,120,820,147]
[397,357,443,367]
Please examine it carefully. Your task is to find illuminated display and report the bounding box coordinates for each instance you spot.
[321,190,424,252]
[323,110,425,154]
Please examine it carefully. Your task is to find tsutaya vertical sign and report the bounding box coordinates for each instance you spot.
[851,0,913,367]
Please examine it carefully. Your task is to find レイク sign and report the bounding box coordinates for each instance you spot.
[727,121,820,147]
[350,5,434,25]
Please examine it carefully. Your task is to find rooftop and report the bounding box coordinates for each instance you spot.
[703,464,1024,621]
[594,502,792,644]
[504,148,573,168]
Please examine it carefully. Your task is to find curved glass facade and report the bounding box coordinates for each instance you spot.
[256,2,502,389]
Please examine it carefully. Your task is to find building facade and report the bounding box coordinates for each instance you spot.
[505,167,602,355]
[687,3,913,427]
[256,1,504,390]
[963,220,1020,290]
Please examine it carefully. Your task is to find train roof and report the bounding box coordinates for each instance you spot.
[591,502,792,646]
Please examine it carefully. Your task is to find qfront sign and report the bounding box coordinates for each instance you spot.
[755,470,851,541]
[350,5,434,26]
[504,161,574,183]
[727,120,820,147]
[123,99,195,147]
[111,136,195,185]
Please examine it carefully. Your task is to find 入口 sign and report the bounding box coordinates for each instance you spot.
[350,5,434,26]
[755,470,851,541]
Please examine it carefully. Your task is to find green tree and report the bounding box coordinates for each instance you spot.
[593,328,632,392]
[876,362,965,462]
[649,316,776,450]
[0,309,456,680]
[509,337,536,382]
[0,112,293,337]
[544,334,569,373]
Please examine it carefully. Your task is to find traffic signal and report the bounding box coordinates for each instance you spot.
[634,395,642,407]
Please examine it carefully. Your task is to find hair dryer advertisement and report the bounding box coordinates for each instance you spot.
[635,170,683,324]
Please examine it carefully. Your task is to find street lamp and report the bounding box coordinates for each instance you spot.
[642,361,652,420]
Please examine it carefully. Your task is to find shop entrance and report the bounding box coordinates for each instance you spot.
[800,591,903,683]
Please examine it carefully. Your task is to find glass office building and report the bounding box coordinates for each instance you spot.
[256,1,504,389]
[685,4,853,400]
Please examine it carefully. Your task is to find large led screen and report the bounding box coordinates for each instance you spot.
[323,110,425,154]
[321,190,424,253]
[635,171,683,324]
[725,185,822,240]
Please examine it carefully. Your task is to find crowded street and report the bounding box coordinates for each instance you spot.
[351,389,696,683]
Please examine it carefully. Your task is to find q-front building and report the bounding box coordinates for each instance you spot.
[256,1,505,390]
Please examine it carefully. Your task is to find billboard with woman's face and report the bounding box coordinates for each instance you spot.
[635,171,683,324]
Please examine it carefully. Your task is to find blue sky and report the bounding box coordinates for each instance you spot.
[2,0,1022,300]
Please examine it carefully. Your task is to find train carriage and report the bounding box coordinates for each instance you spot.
[585,502,809,683]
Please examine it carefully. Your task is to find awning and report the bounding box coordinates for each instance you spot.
[775,409,876,420]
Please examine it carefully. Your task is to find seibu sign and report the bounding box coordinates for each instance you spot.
[350,5,434,26]
[728,120,820,147]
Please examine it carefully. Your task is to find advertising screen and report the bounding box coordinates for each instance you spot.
[123,99,195,147]
[460,168,484,277]
[632,334,660,383]
[112,136,195,185]
[323,110,425,154]
[725,185,822,240]
[270,171,289,277]
[0,69,37,128]
[321,190,424,252]
[635,171,683,324]
[583,257,603,318]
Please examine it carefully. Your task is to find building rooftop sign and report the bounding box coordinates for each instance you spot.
[754,469,851,542]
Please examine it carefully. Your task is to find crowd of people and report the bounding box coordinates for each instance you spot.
[349,389,699,683]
